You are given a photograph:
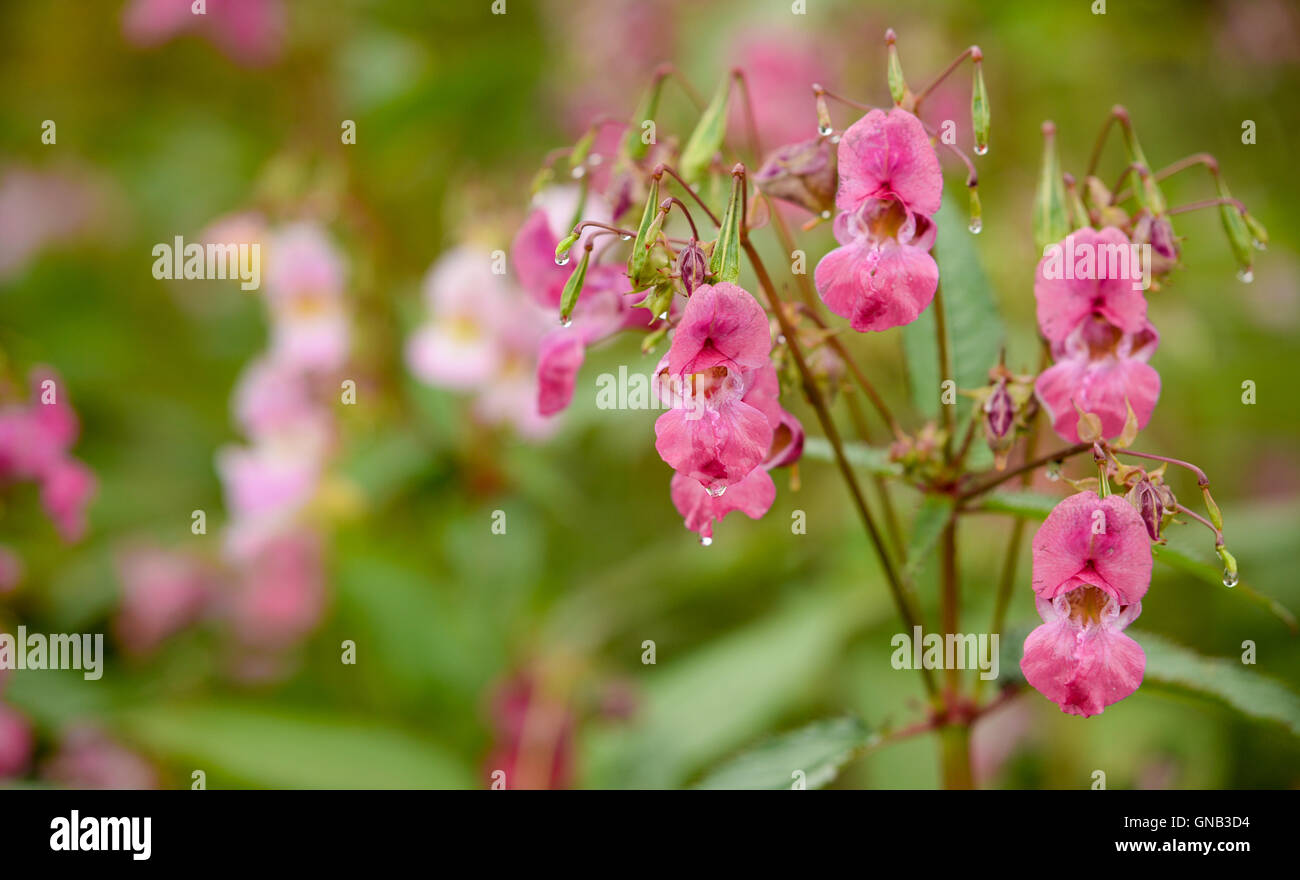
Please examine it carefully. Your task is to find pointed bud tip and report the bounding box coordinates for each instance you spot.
[970,46,983,62]
[885,28,897,45]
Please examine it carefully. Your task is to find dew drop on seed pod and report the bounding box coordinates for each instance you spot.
[1253,240,1266,251]
[699,535,713,546]
[1046,461,1061,481]
[1237,268,1254,283]
[570,166,585,179]
[1223,568,1239,588]
[657,311,668,321]
[820,210,832,220]
[555,254,570,266]
[968,218,982,234]
[974,144,989,156]
[620,234,633,241]
[818,123,833,137]
[559,316,573,328]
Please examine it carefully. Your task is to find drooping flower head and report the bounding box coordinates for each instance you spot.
[814,109,943,332]
[1021,492,1153,717]
[654,283,774,490]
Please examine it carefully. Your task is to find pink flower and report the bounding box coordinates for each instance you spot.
[122,0,285,67]
[1021,491,1152,717]
[667,361,802,540]
[231,356,319,440]
[0,368,80,481]
[834,109,943,218]
[654,284,775,490]
[670,468,776,542]
[114,545,213,655]
[0,703,33,779]
[1034,228,1150,346]
[511,186,611,310]
[536,331,586,417]
[815,109,943,332]
[1035,320,1161,443]
[666,282,772,376]
[40,458,96,542]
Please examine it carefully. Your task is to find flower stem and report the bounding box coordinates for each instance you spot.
[938,722,974,789]
[742,234,936,699]
[958,441,1092,502]
[933,281,955,460]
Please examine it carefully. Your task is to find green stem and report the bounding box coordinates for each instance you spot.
[939,723,974,789]
[933,282,955,460]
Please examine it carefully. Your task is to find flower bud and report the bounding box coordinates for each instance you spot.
[680,74,731,184]
[1034,122,1069,252]
[558,245,591,325]
[970,49,989,155]
[754,138,837,216]
[1215,176,1254,278]
[708,167,744,285]
[1129,478,1164,541]
[676,240,709,294]
[886,29,908,106]
[627,174,661,290]
[983,378,1014,441]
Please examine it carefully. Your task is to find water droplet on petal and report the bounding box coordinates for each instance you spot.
[1237,268,1254,283]
[968,218,982,234]
[706,485,727,497]
[555,255,570,266]
[974,144,989,156]
[1223,568,1239,588]
[699,535,713,547]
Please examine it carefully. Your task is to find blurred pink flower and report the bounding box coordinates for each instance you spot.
[263,223,349,373]
[729,31,830,148]
[485,671,574,790]
[39,458,96,542]
[227,530,325,650]
[42,726,158,790]
[0,703,34,779]
[114,545,214,655]
[0,546,22,593]
[122,0,285,67]
[0,166,107,280]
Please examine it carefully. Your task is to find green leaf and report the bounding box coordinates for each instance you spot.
[905,495,954,577]
[581,590,868,789]
[117,702,478,789]
[679,74,731,184]
[1137,631,1300,737]
[692,717,876,790]
[1153,543,1296,633]
[903,197,1004,421]
[802,437,900,475]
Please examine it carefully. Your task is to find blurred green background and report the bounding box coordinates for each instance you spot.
[1,0,1298,789]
